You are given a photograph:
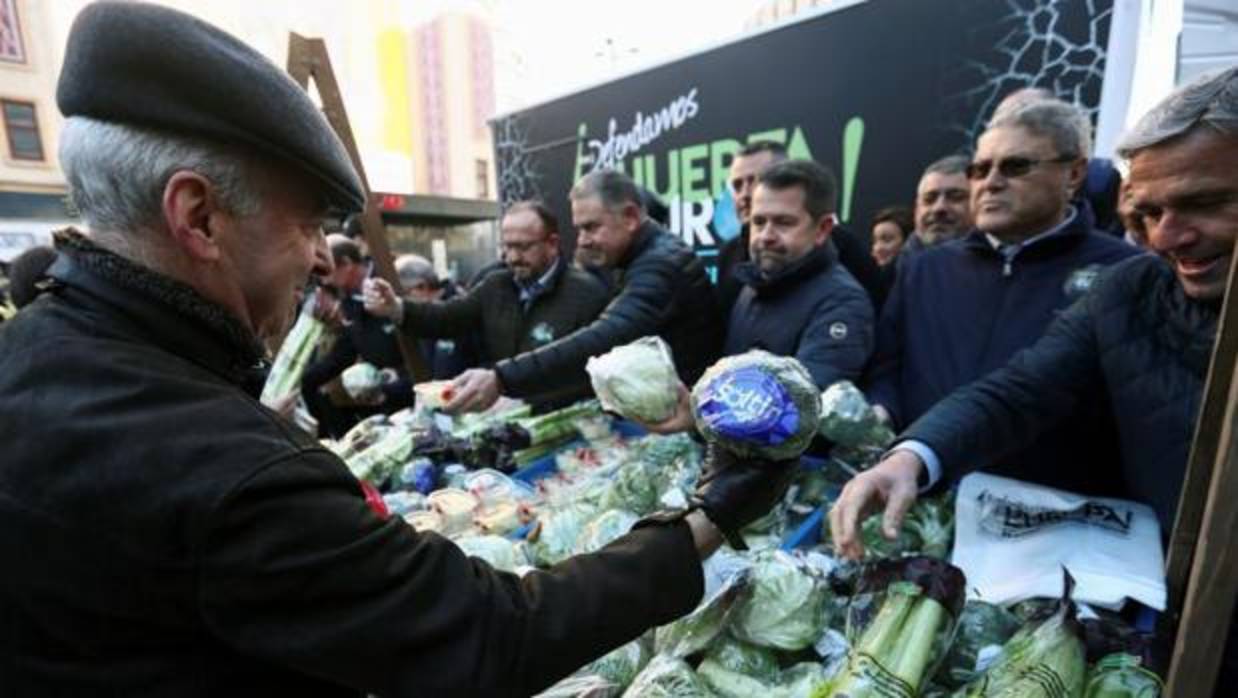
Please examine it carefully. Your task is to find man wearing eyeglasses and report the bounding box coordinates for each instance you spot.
[863,97,1138,491]
[365,200,611,409]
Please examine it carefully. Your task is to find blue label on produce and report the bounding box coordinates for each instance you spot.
[698,367,799,446]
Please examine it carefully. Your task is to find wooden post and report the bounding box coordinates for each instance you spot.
[1163,251,1238,696]
[285,33,430,382]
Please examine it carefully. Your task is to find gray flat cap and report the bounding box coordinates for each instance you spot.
[56,1,366,213]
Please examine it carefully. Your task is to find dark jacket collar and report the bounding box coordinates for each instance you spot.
[47,229,268,392]
[961,206,1088,259]
[734,240,837,297]
[616,219,662,270]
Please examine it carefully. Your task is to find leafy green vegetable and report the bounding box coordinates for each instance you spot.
[813,557,966,697]
[952,574,1087,698]
[574,509,640,555]
[691,350,822,460]
[529,502,600,566]
[580,637,653,689]
[261,290,326,403]
[817,380,895,450]
[935,601,1023,689]
[599,461,661,515]
[455,535,528,573]
[703,635,779,679]
[730,551,831,650]
[655,569,750,658]
[535,674,622,697]
[1084,653,1161,698]
[852,490,956,560]
[621,655,711,697]
[587,336,681,423]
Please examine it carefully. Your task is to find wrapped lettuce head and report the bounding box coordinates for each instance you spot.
[1084,653,1162,698]
[575,509,641,555]
[455,535,528,573]
[579,637,653,690]
[817,380,895,450]
[697,635,781,697]
[587,336,681,423]
[730,551,831,651]
[529,502,599,567]
[933,600,1022,689]
[952,571,1087,698]
[599,460,661,515]
[691,351,821,460]
[655,568,751,658]
[621,656,711,698]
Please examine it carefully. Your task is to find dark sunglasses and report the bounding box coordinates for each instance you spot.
[966,155,1075,180]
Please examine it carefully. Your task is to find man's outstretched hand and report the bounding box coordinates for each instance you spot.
[828,449,924,560]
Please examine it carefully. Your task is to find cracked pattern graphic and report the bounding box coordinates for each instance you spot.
[494,115,542,207]
[943,0,1112,146]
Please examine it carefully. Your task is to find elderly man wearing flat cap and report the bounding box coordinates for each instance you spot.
[0,4,796,696]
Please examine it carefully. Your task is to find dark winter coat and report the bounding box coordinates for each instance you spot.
[725,242,874,389]
[400,258,610,407]
[495,220,724,397]
[866,211,1140,490]
[0,233,703,697]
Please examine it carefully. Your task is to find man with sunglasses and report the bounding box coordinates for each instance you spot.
[863,98,1137,491]
[835,69,1238,691]
[365,200,611,409]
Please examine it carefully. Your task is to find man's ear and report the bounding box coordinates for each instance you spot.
[623,202,643,233]
[162,170,224,263]
[815,212,836,245]
[1065,157,1088,198]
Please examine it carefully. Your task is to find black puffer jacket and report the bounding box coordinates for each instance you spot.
[0,233,703,696]
[904,254,1217,530]
[496,220,723,396]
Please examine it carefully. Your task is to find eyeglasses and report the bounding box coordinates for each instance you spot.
[500,239,549,254]
[965,155,1076,181]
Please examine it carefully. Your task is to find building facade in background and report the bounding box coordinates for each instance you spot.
[0,0,72,261]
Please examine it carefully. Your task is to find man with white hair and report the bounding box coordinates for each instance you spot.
[0,4,798,695]
[833,67,1238,691]
[865,97,1138,491]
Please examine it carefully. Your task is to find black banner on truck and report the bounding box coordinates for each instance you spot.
[494,0,1114,278]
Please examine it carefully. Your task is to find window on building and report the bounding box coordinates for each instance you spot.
[475,158,489,199]
[2,100,43,161]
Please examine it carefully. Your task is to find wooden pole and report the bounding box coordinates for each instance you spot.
[285,33,430,382]
[1162,249,1238,696]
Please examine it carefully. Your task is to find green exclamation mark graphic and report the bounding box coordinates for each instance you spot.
[840,117,865,223]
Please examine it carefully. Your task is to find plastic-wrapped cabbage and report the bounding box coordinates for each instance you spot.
[621,655,710,698]
[952,573,1086,698]
[817,380,895,449]
[580,637,653,689]
[529,502,599,567]
[698,655,829,698]
[1084,653,1162,697]
[342,362,393,399]
[535,674,622,698]
[587,336,681,423]
[730,551,831,650]
[574,509,641,555]
[698,633,772,693]
[691,351,822,460]
[934,601,1022,689]
[655,568,751,658]
[599,461,661,515]
[704,635,780,678]
[455,535,528,573]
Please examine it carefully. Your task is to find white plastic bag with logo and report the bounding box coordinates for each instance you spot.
[952,472,1166,610]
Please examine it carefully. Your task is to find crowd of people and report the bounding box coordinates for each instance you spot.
[0,1,1235,694]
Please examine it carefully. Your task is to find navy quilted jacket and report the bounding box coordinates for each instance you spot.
[903,254,1217,530]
